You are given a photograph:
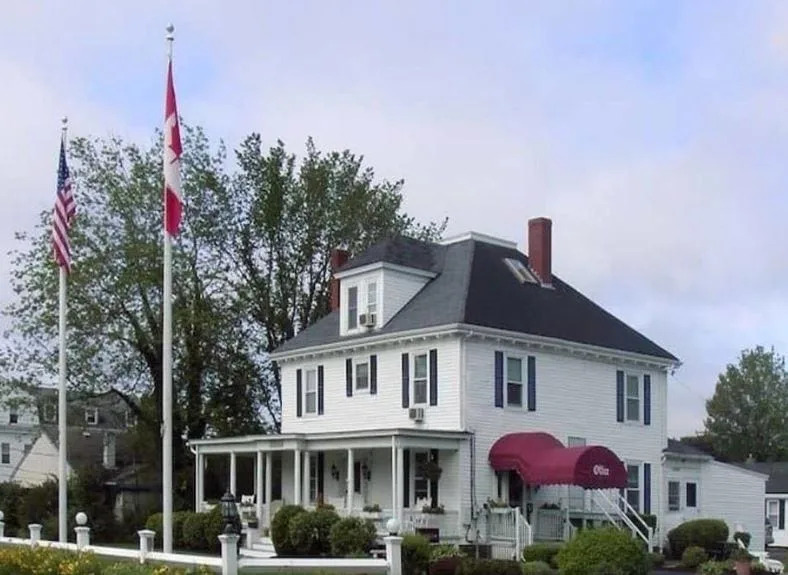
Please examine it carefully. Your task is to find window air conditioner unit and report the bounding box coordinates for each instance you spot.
[408,407,425,422]
[359,312,376,328]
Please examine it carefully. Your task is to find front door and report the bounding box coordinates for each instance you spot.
[508,471,523,509]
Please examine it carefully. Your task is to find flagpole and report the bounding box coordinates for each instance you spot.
[57,116,69,544]
[162,23,175,555]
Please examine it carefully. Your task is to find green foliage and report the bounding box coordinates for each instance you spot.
[288,507,340,557]
[328,516,377,558]
[270,504,305,557]
[457,558,522,575]
[555,526,649,575]
[667,518,729,558]
[182,511,208,550]
[734,531,752,548]
[521,560,557,575]
[751,561,769,574]
[429,556,464,575]
[681,545,708,569]
[698,560,732,575]
[203,506,225,553]
[430,544,465,560]
[522,542,563,566]
[401,532,432,575]
[145,512,164,548]
[647,551,665,568]
[704,346,788,461]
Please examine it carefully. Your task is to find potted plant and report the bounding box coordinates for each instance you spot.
[422,504,445,514]
[418,458,442,509]
[362,503,382,519]
[731,547,753,575]
[485,498,510,513]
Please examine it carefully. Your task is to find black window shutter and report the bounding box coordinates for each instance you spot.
[527,356,536,412]
[616,370,625,422]
[494,351,504,408]
[780,500,786,530]
[403,448,411,507]
[354,461,361,493]
[429,349,438,406]
[643,463,651,515]
[296,369,303,418]
[317,452,324,498]
[370,355,378,395]
[346,358,353,397]
[401,353,410,408]
[317,365,324,415]
[643,374,651,426]
[429,449,439,507]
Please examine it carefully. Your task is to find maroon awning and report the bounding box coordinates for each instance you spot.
[488,432,627,489]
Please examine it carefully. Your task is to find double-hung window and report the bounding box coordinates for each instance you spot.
[347,286,358,330]
[9,406,18,424]
[305,369,317,414]
[356,362,369,390]
[308,454,318,502]
[85,408,98,425]
[1,443,9,465]
[506,356,523,407]
[626,464,640,512]
[414,451,429,502]
[768,500,780,528]
[367,282,377,316]
[413,353,428,405]
[626,375,640,421]
[686,482,697,508]
[668,481,680,511]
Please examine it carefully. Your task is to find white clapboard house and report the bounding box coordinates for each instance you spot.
[189,217,767,554]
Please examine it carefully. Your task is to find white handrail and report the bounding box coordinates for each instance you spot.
[592,490,651,548]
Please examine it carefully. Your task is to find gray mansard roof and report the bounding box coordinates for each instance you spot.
[274,236,678,361]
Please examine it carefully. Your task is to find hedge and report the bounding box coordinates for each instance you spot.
[555,526,650,575]
[667,518,729,558]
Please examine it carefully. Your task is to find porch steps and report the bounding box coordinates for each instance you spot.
[247,537,276,557]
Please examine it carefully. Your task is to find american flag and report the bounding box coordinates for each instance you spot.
[52,138,75,272]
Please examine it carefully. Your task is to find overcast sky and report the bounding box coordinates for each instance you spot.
[2,1,787,438]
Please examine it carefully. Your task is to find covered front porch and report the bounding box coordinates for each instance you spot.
[188,428,468,541]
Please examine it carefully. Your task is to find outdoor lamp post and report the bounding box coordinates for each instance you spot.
[220,490,240,535]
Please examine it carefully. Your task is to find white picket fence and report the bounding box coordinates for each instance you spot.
[0,512,401,575]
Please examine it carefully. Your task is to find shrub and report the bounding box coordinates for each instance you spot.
[172,510,191,549]
[648,551,665,568]
[751,562,769,575]
[182,512,207,550]
[401,532,432,575]
[429,556,464,575]
[734,531,752,548]
[203,505,225,553]
[431,544,464,561]
[329,516,377,558]
[681,545,708,569]
[523,542,563,567]
[667,518,729,558]
[458,558,522,575]
[312,507,341,555]
[555,526,649,575]
[521,560,557,575]
[270,504,305,557]
[698,559,731,575]
[145,512,164,548]
[289,508,340,557]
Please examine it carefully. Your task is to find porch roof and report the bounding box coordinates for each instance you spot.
[188,428,470,454]
[488,432,628,489]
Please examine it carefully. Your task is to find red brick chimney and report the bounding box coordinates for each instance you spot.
[528,217,552,285]
[329,248,350,311]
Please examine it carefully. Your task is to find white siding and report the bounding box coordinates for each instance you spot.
[339,270,384,337]
[379,269,429,327]
[280,337,462,434]
[662,457,703,536]
[765,494,788,547]
[460,338,668,526]
[11,433,72,487]
[700,461,766,551]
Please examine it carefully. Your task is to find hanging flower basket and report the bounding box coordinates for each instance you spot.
[420,460,443,482]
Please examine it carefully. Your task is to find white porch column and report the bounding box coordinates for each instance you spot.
[396,445,405,523]
[195,447,204,512]
[229,452,237,496]
[265,452,273,526]
[346,448,354,513]
[303,451,311,505]
[391,437,397,516]
[256,451,264,525]
[294,449,302,506]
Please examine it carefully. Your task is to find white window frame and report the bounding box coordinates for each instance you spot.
[308,453,318,502]
[85,408,98,426]
[304,368,318,415]
[667,481,680,511]
[367,282,378,316]
[412,352,428,406]
[9,405,18,425]
[1,443,9,465]
[347,286,358,330]
[625,374,640,422]
[125,409,136,428]
[685,481,698,508]
[413,450,431,504]
[625,463,640,513]
[505,355,523,407]
[355,361,369,391]
[767,500,780,528]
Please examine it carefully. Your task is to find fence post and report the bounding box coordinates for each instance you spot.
[137,529,156,564]
[245,523,258,549]
[74,512,90,549]
[0,510,4,538]
[384,517,403,575]
[28,523,42,546]
[218,533,240,575]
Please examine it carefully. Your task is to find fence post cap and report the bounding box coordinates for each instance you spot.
[76,512,88,526]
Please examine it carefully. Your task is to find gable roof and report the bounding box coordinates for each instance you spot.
[663,438,712,458]
[275,235,678,362]
[736,462,788,494]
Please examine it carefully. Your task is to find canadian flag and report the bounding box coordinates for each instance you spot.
[163,60,182,236]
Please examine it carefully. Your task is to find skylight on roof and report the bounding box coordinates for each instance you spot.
[504,258,538,284]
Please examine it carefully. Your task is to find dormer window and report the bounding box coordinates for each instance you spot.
[504,258,538,284]
[347,286,358,330]
[85,408,98,426]
[367,282,377,316]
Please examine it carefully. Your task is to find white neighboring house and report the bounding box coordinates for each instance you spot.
[189,217,765,553]
[663,440,767,549]
[0,389,40,483]
[738,462,788,548]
